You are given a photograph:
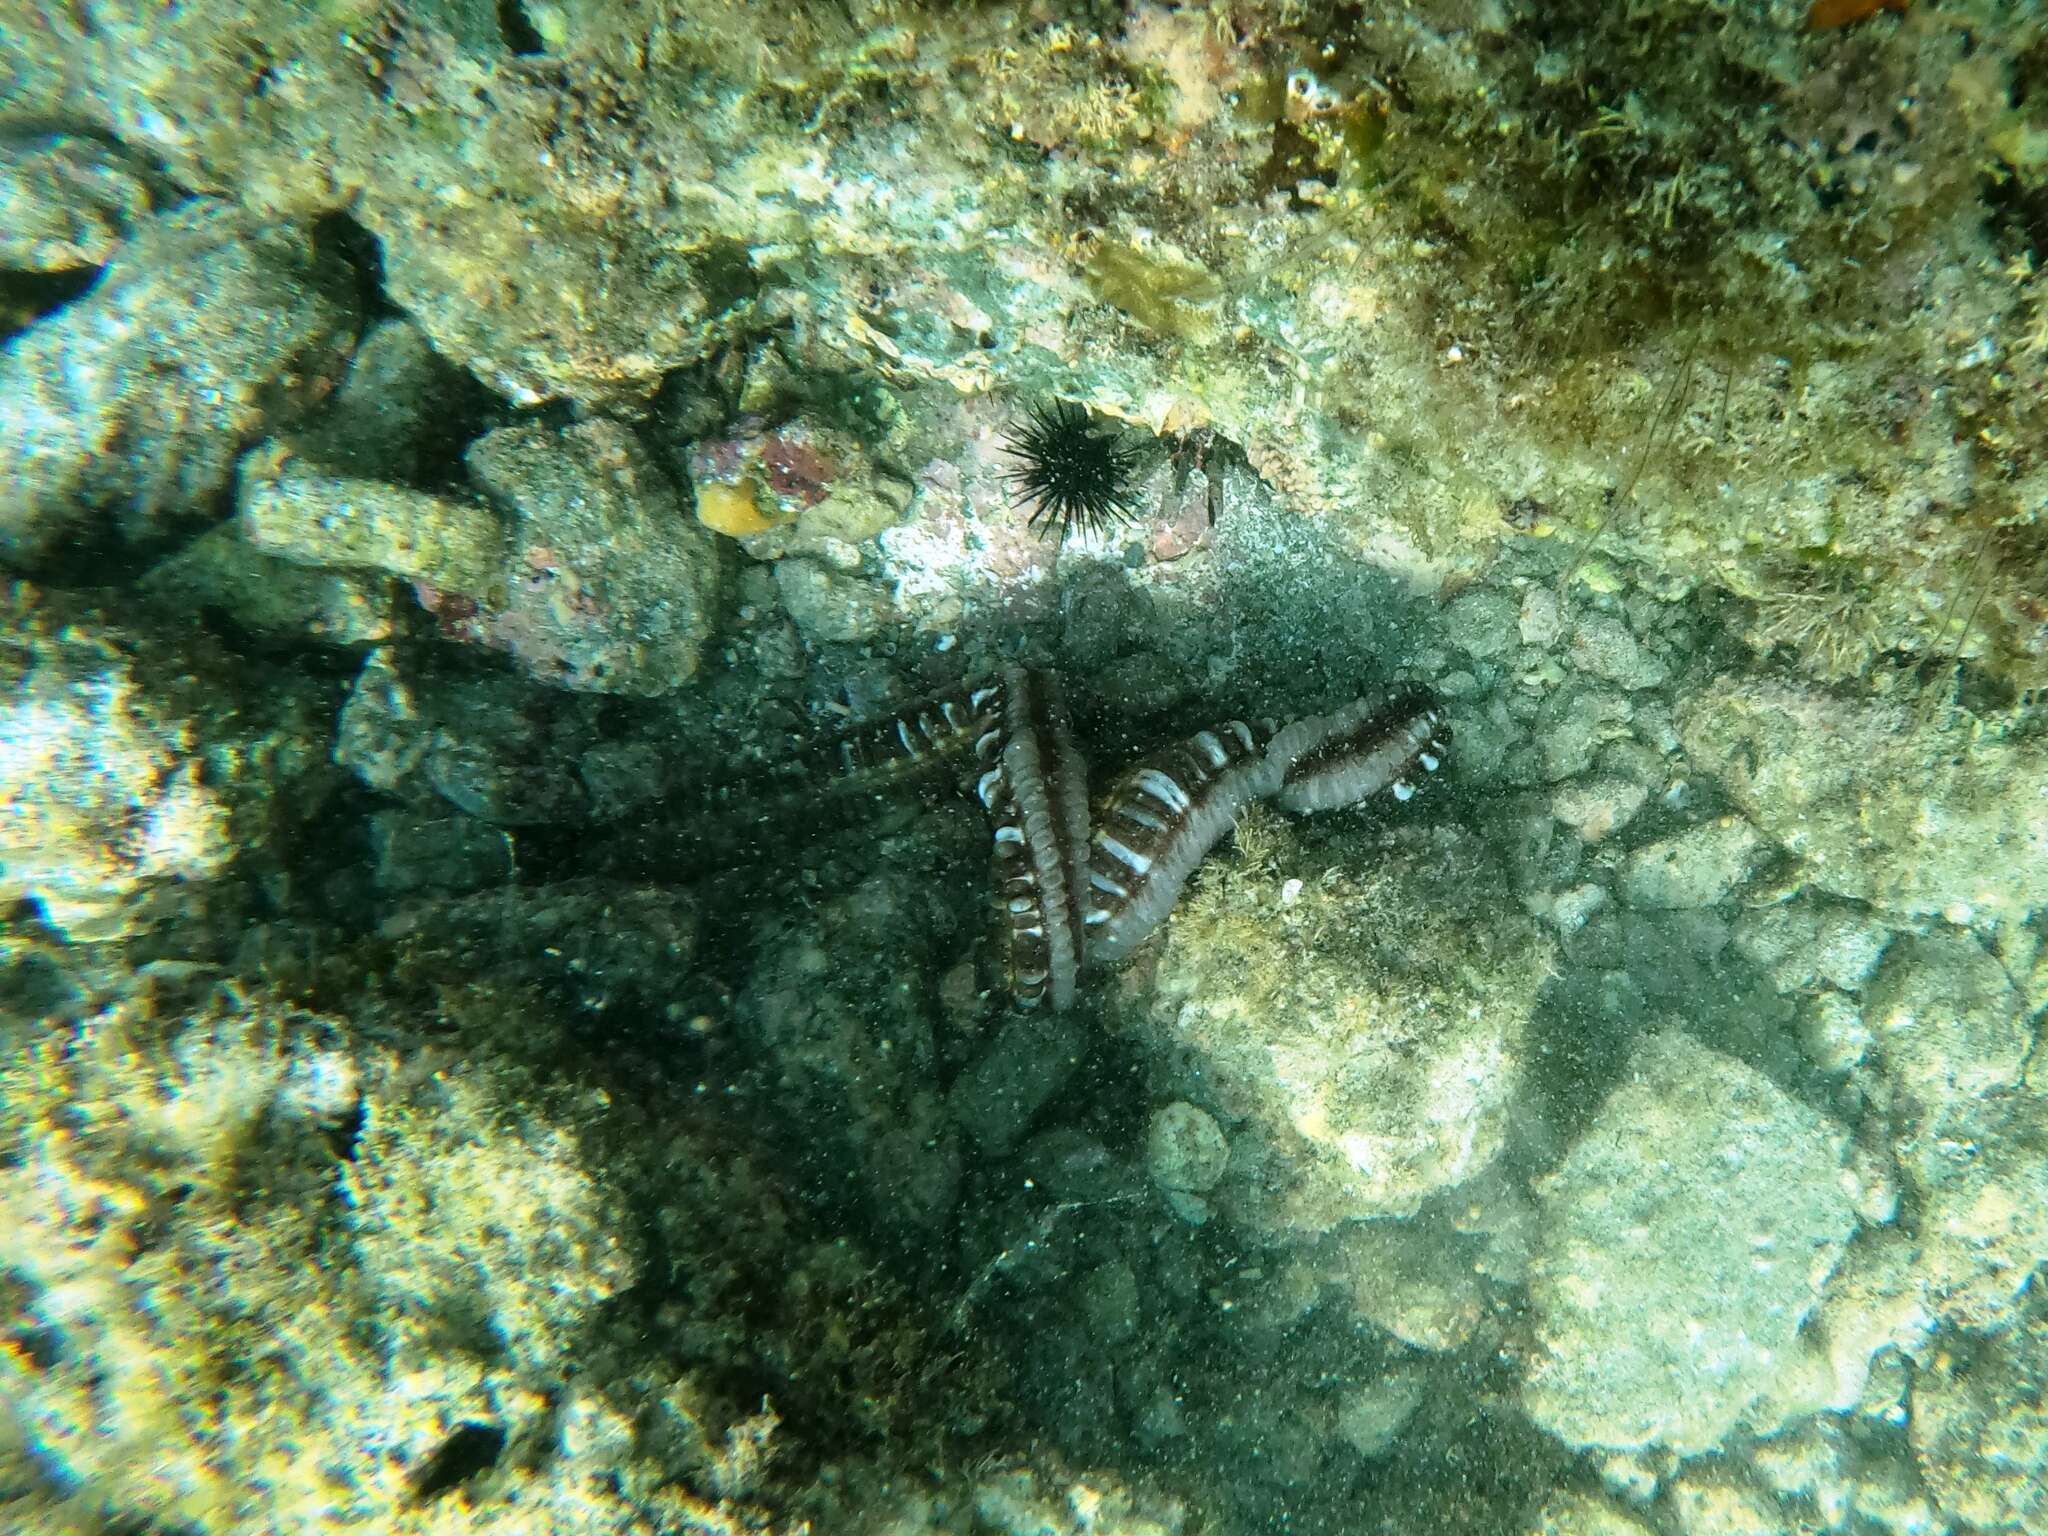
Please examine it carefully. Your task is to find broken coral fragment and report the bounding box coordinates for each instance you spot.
[239,443,506,597]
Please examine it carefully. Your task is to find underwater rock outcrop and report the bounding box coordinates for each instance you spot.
[1679,674,2048,924]
[0,199,359,567]
[449,420,721,694]
[1911,1300,2048,1533]
[1134,818,1546,1231]
[0,132,153,272]
[0,987,632,1533]
[8,0,2040,686]
[0,583,332,943]
[4,3,2048,1532]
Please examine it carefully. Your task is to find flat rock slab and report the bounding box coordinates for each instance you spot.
[1678,675,2048,923]
[1522,1031,1856,1456]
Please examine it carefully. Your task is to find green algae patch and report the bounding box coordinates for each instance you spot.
[1084,237,1225,343]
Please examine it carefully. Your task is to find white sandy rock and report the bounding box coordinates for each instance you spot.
[1138,828,1548,1232]
[1620,817,1765,909]
[1864,930,2031,1186]
[0,200,357,565]
[1146,1101,1230,1195]
[0,584,328,941]
[1679,675,2048,923]
[1522,1032,1857,1457]
[1335,1369,1427,1458]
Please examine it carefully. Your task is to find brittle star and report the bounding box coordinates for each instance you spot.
[832,668,1449,1011]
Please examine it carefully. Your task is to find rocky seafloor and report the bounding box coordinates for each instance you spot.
[3,3,2047,1534]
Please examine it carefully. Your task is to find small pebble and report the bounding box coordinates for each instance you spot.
[1550,882,1609,935]
[1147,1101,1230,1195]
[1620,817,1765,909]
[1518,587,1564,648]
[1552,777,1649,843]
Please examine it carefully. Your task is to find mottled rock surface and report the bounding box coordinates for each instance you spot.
[1865,931,2032,1185]
[1912,1302,2048,1534]
[1857,930,2048,1334]
[1665,1467,1790,1536]
[2,0,2041,696]
[333,645,603,825]
[1619,816,1765,909]
[1524,1490,1657,1536]
[0,132,152,270]
[1146,1102,1230,1196]
[0,583,330,941]
[239,447,506,596]
[0,989,630,1533]
[140,520,399,646]
[1321,1219,1487,1352]
[0,200,358,566]
[1903,1092,2048,1335]
[1679,675,2048,922]
[1334,1369,1427,1458]
[1139,823,1549,1231]
[738,869,967,1234]
[6,5,2047,1533]
[1522,1031,1857,1456]
[452,420,719,694]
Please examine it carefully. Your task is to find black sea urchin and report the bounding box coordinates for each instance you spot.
[1002,399,1143,547]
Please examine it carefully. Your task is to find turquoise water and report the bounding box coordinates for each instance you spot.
[3,4,2045,1534]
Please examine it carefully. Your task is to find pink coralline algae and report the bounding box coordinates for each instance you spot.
[688,418,849,529]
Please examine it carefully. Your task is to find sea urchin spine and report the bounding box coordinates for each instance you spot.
[1002,398,1143,547]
